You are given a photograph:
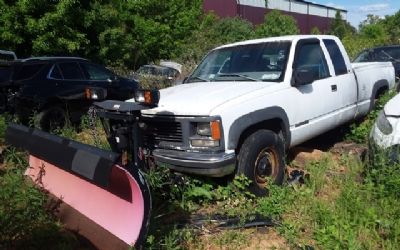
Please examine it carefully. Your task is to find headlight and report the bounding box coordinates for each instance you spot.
[377,111,393,135]
[191,120,222,148]
[85,87,107,100]
[197,123,211,136]
[134,89,160,106]
[195,121,221,139]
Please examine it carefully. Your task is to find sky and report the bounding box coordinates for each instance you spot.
[318,0,400,28]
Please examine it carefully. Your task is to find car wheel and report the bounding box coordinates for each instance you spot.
[36,106,67,132]
[236,130,285,196]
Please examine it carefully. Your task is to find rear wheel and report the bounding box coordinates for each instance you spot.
[36,106,67,132]
[236,130,285,196]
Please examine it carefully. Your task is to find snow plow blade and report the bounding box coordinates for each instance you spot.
[5,123,151,250]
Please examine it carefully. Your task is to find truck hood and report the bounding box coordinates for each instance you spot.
[384,93,400,116]
[135,81,276,116]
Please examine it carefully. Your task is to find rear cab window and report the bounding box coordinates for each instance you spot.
[323,39,348,76]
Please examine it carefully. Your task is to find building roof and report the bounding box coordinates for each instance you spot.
[295,0,347,12]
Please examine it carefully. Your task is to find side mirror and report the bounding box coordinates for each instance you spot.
[292,68,314,86]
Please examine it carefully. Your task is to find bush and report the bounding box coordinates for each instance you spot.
[0,167,78,249]
[255,10,299,38]
[178,14,255,63]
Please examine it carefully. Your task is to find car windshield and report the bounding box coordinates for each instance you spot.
[187,41,291,83]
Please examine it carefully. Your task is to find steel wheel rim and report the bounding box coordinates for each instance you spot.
[254,147,279,187]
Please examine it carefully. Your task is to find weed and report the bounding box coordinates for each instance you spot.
[345,90,396,144]
[0,168,78,249]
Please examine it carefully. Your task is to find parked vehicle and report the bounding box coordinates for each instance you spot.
[354,45,400,91]
[370,92,400,163]
[134,61,182,88]
[132,35,396,195]
[0,57,139,130]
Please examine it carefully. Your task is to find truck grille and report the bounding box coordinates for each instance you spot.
[144,120,183,147]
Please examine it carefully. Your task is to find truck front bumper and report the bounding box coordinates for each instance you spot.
[152,149,236,177]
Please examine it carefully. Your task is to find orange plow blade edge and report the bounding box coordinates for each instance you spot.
[6,124,151,250]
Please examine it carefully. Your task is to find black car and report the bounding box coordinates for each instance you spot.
[354,45,400,90]
[0,57,139,130]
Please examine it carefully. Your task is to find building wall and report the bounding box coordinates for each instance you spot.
[203,0,347,34]
[203,0,238,18]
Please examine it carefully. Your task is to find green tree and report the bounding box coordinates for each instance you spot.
[255,10,299,38]
[178,14,255,62]
[381,10,400,43]
[329,11,355,39]
[0,0,203,67]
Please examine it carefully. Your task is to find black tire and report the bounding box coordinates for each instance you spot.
[36,106,67,132]
[236,130,285,196]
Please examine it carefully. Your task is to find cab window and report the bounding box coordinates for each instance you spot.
[323,39,348,75]
[294,42,329,80]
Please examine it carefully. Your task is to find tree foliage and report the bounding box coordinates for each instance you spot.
[0,1,399,69]
[0,0,202,68]
[329,11,355,39]
[255,10,299,38]
[178,14,255,62]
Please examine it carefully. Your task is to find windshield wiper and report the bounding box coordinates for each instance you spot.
[214,74,257,81]
[186,76,208,83]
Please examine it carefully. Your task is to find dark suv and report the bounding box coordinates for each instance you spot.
[0,57,139,130]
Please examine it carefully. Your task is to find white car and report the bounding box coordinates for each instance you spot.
[370,93,400,161]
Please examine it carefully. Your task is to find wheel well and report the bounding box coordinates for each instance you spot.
[235,118,286,154]
[375,85,388,99]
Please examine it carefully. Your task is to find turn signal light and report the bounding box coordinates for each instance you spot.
[211,121,221,140]
[135,89,160,106]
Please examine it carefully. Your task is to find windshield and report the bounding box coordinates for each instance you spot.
[187,41,291,83]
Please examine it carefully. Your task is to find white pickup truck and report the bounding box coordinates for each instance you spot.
[135,35,395,195]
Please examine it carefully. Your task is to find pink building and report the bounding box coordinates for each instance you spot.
[203,0,347,34]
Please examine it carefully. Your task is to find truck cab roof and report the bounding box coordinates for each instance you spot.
[214,35,340,50]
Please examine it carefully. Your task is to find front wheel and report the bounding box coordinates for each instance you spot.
[35,106,67,132]
[236,130,285,196]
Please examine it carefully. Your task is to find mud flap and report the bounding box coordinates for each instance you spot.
[5,123,151,250]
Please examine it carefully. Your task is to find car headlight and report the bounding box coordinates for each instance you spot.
[85,87,107,100]
[191,121,221,148]
[134,89,160,106]
[196,123,212,136]
[377,111,393,135]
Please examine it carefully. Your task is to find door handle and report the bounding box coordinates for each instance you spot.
[331,85,337,92]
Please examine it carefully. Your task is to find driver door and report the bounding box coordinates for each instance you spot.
[289,39,338,145]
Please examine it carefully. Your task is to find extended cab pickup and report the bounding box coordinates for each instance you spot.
[134,35,396,195]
